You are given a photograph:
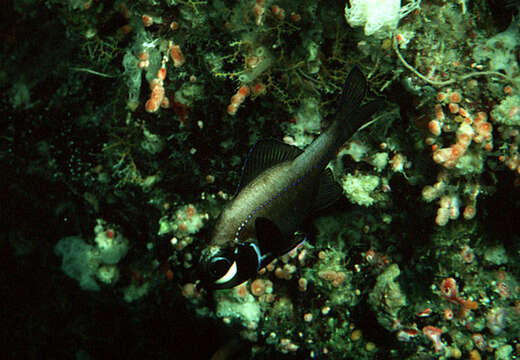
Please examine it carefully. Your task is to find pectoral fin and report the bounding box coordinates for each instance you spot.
[311,168,343,212]
[255,217,291,256]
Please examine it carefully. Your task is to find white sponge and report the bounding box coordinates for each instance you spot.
[345,0,420,38]
[346,0,400,37]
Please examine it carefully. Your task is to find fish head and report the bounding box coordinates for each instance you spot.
[199,242,261,289]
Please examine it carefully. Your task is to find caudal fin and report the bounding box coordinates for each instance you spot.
[336,65,367,119]
[336,66,384,138]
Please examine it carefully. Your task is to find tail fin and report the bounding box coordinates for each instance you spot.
[336,65,367,119]
[336,66,384,138]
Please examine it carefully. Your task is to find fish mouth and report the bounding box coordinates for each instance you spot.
[199,245,220,264]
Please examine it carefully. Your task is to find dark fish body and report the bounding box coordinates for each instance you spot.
[212,160,313,245]
[200,66,384,289]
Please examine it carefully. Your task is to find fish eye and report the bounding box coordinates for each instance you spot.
[208,257,232,279]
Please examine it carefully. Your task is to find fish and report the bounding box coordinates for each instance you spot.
[199,66,384,289]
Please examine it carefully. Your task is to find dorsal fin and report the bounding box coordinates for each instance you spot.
[311,168,343,212]
[235,139,303,195]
